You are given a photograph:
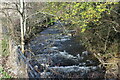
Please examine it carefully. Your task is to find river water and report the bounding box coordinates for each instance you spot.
[25,23,105,78]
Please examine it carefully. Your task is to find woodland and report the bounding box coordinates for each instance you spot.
[0,1,120,79]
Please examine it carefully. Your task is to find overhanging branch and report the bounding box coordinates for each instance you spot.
[25,11,57,20]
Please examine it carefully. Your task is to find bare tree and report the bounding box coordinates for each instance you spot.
[19,0,26,53]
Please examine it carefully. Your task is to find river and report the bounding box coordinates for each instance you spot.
[25,23,105,78]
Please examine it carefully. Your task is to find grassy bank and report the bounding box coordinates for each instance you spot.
[2,35,9,57]
[0,34,11,79]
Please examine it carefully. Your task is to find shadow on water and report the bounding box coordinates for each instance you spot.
[24,23,106,79]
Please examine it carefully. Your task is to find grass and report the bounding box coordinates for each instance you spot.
[1,35,9,57]
[0,35,11,79]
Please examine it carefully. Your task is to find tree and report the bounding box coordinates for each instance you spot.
[43,2,118,31]
[19,0,26,53]
[19,0,24,53]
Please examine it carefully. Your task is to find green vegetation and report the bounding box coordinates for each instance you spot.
[0,35,11,79]
[42,2,120,77]
[43,2,120,56]
[0,66,11,79]
[44,2,118,31]
[1,2,120,78]
[2,35,9,57]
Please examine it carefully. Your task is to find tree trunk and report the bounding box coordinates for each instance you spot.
[20,0,24,53]
[23,2,26,36]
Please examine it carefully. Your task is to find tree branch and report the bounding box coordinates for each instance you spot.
[14,3,23,16]
[111,10,120,16]
[25,11,57,20]
[104,20,120,33]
